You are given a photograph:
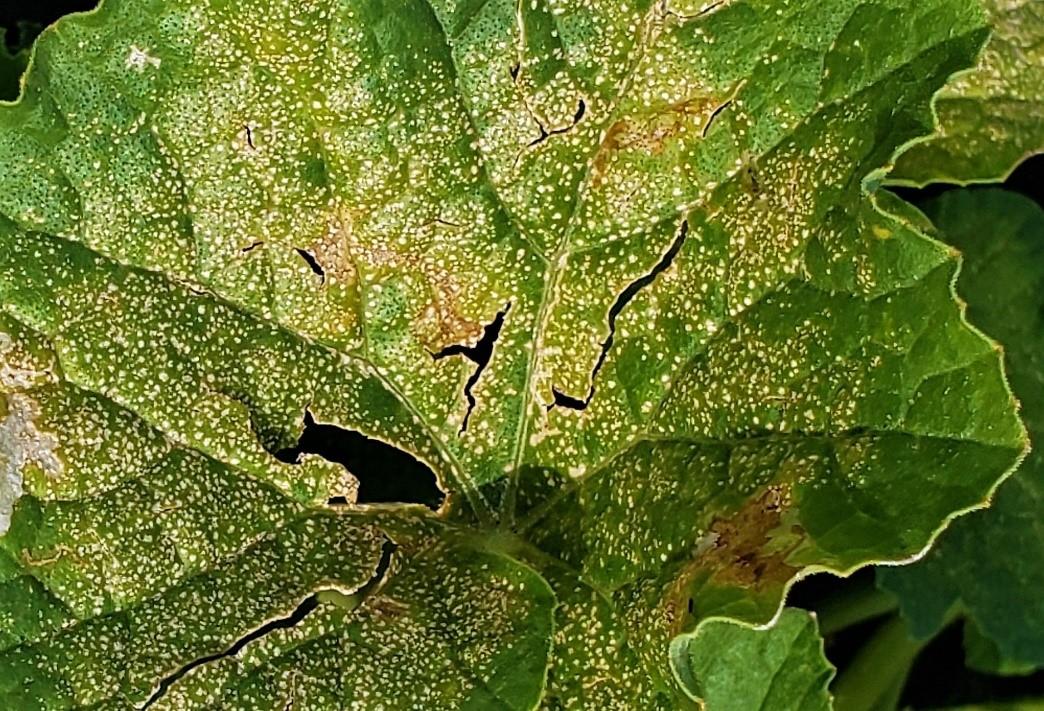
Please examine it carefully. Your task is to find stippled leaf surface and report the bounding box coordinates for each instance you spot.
[889,0,1044,185]
[878,189,1044,675]
[672,608,834,710]
[0,0,1027,707]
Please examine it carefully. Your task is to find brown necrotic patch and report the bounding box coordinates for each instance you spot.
[589,86,742,187]
[695,485,800,588]
[308,208,361,286]
[336,207,483,352]
[666,484,803,633]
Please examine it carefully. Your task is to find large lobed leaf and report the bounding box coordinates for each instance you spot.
[878,189,1044,676]
[0,0,1027,707]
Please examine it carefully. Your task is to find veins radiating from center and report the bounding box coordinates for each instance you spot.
[551,219,689,412]
[139,539,396,709]
[432,303,511,435]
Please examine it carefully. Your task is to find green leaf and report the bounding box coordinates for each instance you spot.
[671,608,835,710]
[878,189,1044,674]
[0,0,1027,706]
[889,0,1044,184]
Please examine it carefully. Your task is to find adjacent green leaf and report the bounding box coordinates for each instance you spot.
[878,189,1044,674]
[671,608,834,710]
[889,0,1044,184]
[0,0,1027,706]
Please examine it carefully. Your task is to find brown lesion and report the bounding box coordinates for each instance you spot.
[589,83,744,188]
[335,205,483,352]
[364,595,410,620]
[665,484,804,633]
[698,485,800,586]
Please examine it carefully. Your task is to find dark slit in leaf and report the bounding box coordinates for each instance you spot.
[551,219,689,411]
[275,412,445,510]
[432,303,510,434]
[663,0,725,22]
[141,597,320,709]
[526,99,587,148]
[701,98,734,138]
[295,248,325,283]
[140,539,396,709]
[354,536,397,598]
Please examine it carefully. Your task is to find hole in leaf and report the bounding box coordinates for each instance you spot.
[274,411,445,510]
[551,219,689,411]
[432,303,510,434]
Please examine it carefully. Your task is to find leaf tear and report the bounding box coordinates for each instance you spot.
[550,220,689,412]
[432,303,511,434]
[140,538,397,709]
[294,248,325,284]
[516,99,587,165]
[662,0,728,23]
